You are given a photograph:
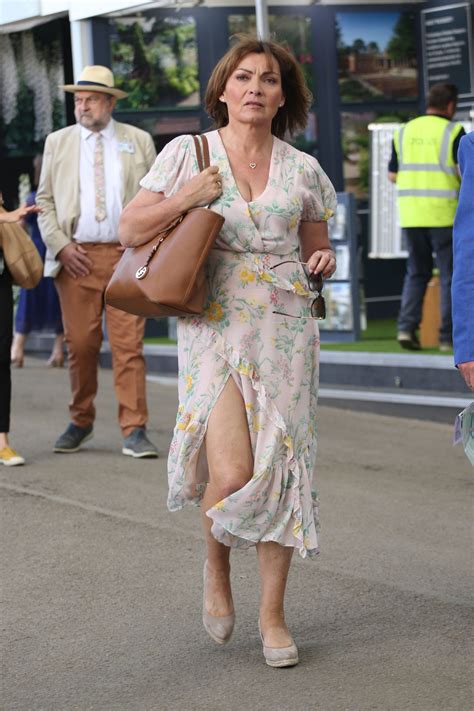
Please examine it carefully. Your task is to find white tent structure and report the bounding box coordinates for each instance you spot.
[0,2,272,32]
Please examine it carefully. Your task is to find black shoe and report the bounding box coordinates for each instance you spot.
[54,423,93,453]
[122,427,158,459]
[397,331,421,351]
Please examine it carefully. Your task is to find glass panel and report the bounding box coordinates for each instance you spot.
[336,11,418,103]
[115,112,201,153]
[290,110,318,158]
[227,15,317,156]
[319,283,353,332]
[228,14,314,95]
[341,109,416,199]
[110,14,200,110]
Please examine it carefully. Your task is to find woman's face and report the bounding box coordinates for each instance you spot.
[220,52,285,128]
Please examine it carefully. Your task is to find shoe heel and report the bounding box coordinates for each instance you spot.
[11,356,24,368]
[47,355,64,367]
[258,618,299,668]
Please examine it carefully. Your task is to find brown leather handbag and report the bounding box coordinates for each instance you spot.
[105,135,224,317]
[0,206,43,289]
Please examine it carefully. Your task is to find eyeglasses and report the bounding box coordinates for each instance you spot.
[269,260,326,320]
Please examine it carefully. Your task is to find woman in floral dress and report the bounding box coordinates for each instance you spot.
[120,37,337,667]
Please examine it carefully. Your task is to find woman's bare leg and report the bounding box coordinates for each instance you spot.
[11,333,26,364]
[202,376,253,616]
[257,542,294,647]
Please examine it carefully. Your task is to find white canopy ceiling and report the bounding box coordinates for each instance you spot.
[0,0,424,33]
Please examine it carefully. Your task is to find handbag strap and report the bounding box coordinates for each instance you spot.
[193,134,211,173]
[138,134,215,258]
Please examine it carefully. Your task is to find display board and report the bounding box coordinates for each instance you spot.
[421,3,474,98]
[320,191,361,342]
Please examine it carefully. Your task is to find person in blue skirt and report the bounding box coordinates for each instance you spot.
[11,156,64,368]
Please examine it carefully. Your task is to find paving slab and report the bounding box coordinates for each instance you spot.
[1,360,472,711]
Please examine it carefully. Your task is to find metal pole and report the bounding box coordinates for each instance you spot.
[255,0,270,40]
[70,20,94,79]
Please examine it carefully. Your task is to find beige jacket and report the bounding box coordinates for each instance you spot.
[37,120,156,277]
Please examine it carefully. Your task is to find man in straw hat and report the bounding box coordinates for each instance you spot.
[37,65,158,457]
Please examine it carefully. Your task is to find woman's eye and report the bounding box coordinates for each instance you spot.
[265,78,277,84]
[235,74,249,81]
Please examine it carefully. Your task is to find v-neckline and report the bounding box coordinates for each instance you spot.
[216,129,275,205]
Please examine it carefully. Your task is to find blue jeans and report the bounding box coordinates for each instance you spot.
[397,227,453,343]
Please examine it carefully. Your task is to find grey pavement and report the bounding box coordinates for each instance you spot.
[1,359,473,711]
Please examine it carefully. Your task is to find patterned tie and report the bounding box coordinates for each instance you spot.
[94,133,106,222]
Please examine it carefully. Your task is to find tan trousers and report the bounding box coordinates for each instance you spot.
[56,243,147,437]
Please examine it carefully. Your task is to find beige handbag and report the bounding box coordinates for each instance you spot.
[105,135,224,317]
[0,206,43,288]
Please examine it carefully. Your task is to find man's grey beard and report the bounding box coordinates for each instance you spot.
[78,115,110,132]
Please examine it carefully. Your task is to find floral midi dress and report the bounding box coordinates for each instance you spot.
[140,130,337,559]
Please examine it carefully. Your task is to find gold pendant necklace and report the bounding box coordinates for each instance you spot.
[249,162,257,169]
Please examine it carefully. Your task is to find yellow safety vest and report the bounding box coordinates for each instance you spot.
[394,115,462,227]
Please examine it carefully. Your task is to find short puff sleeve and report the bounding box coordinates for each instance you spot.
[300,154,337,222]
[140,135,197,197]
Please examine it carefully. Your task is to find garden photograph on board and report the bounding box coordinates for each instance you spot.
[336,11,418,103]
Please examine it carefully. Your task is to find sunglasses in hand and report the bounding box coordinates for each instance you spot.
[269,260,326,320]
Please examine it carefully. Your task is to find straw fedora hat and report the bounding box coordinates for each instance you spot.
[60,65,128,99]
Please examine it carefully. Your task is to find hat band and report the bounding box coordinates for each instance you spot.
[77,80,111,88]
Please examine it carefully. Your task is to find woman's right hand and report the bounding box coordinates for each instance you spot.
[179,166,223,209]
[0,204,41,224]
[119,165,223,248]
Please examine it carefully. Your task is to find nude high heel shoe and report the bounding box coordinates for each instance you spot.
[202,561,235,645]
[11,335,25,368]
[258,619,299,668]
[46,352,64,367]
[11,355,24,368]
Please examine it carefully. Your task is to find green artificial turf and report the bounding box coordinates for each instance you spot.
[144,319,453,356]
[320,318,452,355]
[143,336,177,345]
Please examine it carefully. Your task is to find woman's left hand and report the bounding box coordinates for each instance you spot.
[307,248,337,279]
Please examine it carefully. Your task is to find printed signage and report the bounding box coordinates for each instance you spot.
[421,3,474,97]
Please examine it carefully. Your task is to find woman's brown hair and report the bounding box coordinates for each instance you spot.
[204,35,312,140]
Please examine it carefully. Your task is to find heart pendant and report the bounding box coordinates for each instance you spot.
[249,162,257,169]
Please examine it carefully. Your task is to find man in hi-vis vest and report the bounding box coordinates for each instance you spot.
[388,83,465,351]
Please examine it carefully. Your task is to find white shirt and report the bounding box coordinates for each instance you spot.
[74,120,122,243]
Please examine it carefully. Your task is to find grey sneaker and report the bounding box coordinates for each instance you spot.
[54,423,93,453]
[122,428,158,459]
